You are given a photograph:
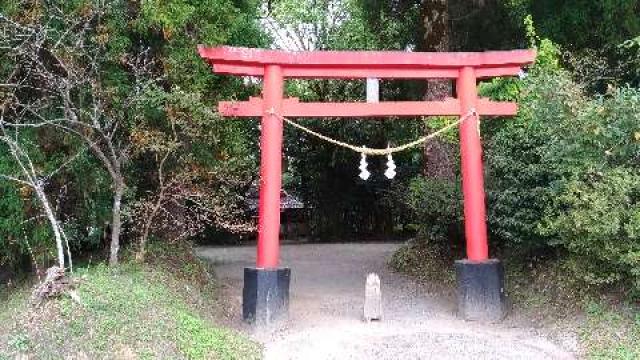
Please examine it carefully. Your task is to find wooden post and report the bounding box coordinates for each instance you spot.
[257,65,284,269]
[457,66,489,262]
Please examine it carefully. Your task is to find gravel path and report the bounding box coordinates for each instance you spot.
[197,243,576,360]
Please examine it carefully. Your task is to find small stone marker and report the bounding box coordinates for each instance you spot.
[364,273,382,322]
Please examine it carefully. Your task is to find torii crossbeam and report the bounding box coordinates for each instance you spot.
[199,46,536,325]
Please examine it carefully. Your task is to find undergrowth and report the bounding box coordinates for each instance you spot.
[580,300,640,359]
[0,243,260,360]
[389,238,456,288]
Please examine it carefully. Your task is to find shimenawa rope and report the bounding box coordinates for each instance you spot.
[265,108,478,156]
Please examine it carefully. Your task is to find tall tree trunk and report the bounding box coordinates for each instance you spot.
[422,0,451,99]
[420,0,456,180]
[109,179,125,266]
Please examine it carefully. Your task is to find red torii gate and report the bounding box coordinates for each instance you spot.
[199,46,536,324]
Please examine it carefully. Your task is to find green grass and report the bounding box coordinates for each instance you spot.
[580,300,640,359]
[175,310,257,359]
[0,249,260,359]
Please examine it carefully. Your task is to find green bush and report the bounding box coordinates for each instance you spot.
[402,176,462,242]
[485,69,580,252]
[485,61,640,290]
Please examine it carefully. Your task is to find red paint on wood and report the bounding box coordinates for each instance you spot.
[214,64,462,79]
[212,64,528,79]
[257,65,284,269]
[218,97,517,118]
[199,46,535,79]
[199,45,535,68]
[477,99,517,116]
[458,67,489,262]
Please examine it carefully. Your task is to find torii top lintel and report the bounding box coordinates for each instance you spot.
[198,46,536,80]
[198,46,536,118]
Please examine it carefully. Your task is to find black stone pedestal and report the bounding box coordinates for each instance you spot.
[242,267,290,325]
[455,259,506,322]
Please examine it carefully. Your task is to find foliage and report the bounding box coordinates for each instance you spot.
[129,0,264,253]
[265,0,429,237]
[395,177,462,243]
[0,127,85,269]
[484,71,574,251]
[137,0,265,94]
[512,1,640,90]
[538,90,640,288]
[619,36,640,87]
[128,87,256,259]
[484,27,640,289]
[0,0,639,303]
[526,0,640,51]
[0,151,41,267]
[0,0,265,269]
[1,0,159,266]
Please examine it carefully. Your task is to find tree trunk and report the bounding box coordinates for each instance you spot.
[135,193,163,262]
[109,180,125,266]
[35,186,65,269]
[420,0,456,180]
[136,217,152,262]
[421,0,451,99]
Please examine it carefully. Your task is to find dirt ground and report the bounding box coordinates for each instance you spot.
[196,243,577,360]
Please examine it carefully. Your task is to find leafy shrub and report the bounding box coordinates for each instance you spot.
[541,170,640,286]
[485,69,580,252]
[401,176,462,243]
[485,58,640,289]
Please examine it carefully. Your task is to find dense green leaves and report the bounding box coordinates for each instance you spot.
[541,169,640,286]
[485,49,640,289]
[528,0,640,51]
[0,0,265,269]
[137,0,265,94]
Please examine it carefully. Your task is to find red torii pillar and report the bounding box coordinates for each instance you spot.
[199,46,536,324]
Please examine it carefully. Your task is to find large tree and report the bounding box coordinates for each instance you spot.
[1,0,265,268]
[2,3,147,265]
